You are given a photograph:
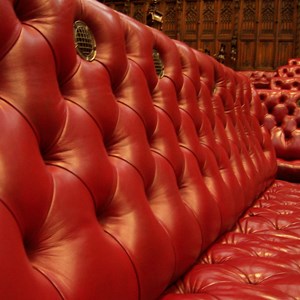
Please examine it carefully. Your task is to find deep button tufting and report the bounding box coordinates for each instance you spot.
[272,104,288,125]
[290,59,298,65]
[282,116,297,138]
[256,89,300,169]
[286,101,296,115]
[259,93,267,101]
[279,94,288,103]
[264,96,278,112]
[245,272,263,285]
[3,0,300,299]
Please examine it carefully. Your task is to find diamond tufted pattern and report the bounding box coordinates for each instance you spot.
[161,180,300,299]
[1,0,300,299]
[242,57,300,182]
[257,89,300,182]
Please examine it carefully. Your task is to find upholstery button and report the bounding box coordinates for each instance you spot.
[282,117,297,138]
[272,104,288,125]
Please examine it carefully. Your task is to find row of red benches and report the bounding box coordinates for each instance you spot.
[241,60,300,182]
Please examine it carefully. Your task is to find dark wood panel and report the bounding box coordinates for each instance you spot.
[256,40,275,69]
[238,40,256,69]
[277,41,295,67]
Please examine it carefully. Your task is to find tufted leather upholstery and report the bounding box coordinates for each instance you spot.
[1,0,300,299]
[270,59,300,90]
[251,57,300,182]
[270,77,300,91]
[239,70,277,89]
[257,89,300,182]
[242,58,300,182]
[278,58,300,77]
[162,180,300,299]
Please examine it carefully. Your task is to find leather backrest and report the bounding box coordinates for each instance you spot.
[0,0,277,299]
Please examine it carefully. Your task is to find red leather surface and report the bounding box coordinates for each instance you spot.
[271,77,300,90]
[0,0,299,299]
[239,70,277,89]
[278,58,300,77]
[161,180,300,299]
[242,58,300,182]
[257,89,300,181]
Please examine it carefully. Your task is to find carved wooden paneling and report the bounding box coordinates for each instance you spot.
[239,40,255,69]
[185,1,198,32]
[198,0,216,54]
[257,41,275,68]
[238,0,256,69]
[132,2,146,23]
[279,0,295,34]
[241,0,256,35]
[277,42,295,66]
[218,0,234,35]
[163,1,177,37]
[181,0,199,47]
[238,0,297,70]
[260,0,275,35]
[101,0,299,70]
[201,0,215,35]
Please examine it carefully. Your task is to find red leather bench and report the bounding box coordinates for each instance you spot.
[258,89,300,182]
[1,0,300,299]
[241,59,300,182]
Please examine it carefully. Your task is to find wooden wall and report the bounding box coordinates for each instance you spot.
[102,0,300,70]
